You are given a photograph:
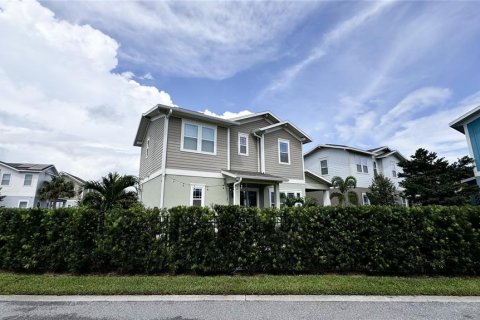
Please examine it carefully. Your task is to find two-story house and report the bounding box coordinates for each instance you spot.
[0,161,58,208]
[134,104,332,208]
[56,171,86,207]
[304,144,407,205]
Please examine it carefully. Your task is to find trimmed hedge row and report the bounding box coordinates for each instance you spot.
[0,205,479,275]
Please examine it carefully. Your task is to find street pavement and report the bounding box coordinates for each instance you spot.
[1,296,480,320]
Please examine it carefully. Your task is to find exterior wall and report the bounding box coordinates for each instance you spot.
[230,118,271,172]
[264,130,304,181]
[304,175,329,190]
[166,116,228,172]
[347,153,375,188]
[305,190,325,206]
[279,182,306,196]
[378,154,404,189]
[163,174,228,208]
[139,117,164,179]
[0,166,43,208]
[140,175,163,208]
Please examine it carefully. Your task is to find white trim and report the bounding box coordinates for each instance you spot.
[227,127,231,170]
[180,119,217,155]
[280,190,303,197]
[150,114,166,122]
[190,184,205,207]
[165,168,224,179]
[260,135,266,173]
[17,200,29,209]
[362,192,370,205]
[287,179,305,184]
[278,138,291,165]
[145,137,150,158]
[238,132,249,156]
[160,111,171,208]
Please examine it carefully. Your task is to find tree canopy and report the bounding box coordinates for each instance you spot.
[330,176,358,206]
[398,148,479,206]
[39,176,75,208]
[367,174,397,206]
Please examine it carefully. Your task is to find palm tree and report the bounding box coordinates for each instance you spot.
[39,176,75,209]
[81,172,138,211]
[330,176,359,207]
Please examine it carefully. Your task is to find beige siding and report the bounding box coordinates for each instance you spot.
[140,175,162,208]
[166,116,228,172]
[230,119,271,172]
[305,175,329,190]
[264,130,304,180]
[139,117,164,179]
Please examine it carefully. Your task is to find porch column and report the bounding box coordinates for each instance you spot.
[233,180,241,205]
[323,190,331,206]
[274,183,281,209]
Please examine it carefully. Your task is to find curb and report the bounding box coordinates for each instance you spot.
[1,295,480,302]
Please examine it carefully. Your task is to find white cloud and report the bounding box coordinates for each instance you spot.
[44,1,317,80]
[202,109,253,120]
[0,0,173,179]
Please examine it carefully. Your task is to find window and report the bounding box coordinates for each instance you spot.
[373,162,378,176]
[145,137,150,158]
[24,174,33,186]
[1,173,10,186]
[18,201,28,209]
[391,161,397,178]
[238,133,249,156]
[278,139,290,164]
[278,191,302,207]
[270,190,276,208]
[320,159,328,175]
[356,157,368,173]
[356,157,362,173]
[190,185,205,207]
[362,193,370,205]
[362,159,368,173]
[182,121,216,154]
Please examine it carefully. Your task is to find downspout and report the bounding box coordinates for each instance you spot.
[253,131,265,173]
[233,177,242,205]
[159,108,173,208]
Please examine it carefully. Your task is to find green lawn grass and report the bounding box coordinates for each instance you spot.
[1,273,480,295]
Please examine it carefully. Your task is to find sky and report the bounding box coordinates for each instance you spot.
[1,0,480,180]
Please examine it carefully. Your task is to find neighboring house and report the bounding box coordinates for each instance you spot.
[56,171,86,208]
[304,144,408,206]
[0,161,58,208]
[450,106,480,185]
[134,104,332,209]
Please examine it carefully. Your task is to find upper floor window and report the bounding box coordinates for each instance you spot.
[278,139,290,165]
[320,159,328,175]
[373,162,378,176]
[238,132,249,156]
[145,137,150,158]
[24,174,33,186]
[356,157,368,173]
[190,185,205,207]
[1,173,10,186]
[182,121,216,154]
[391,161,397,178]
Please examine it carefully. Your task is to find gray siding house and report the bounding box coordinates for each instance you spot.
[134,104,332,208]
[304,144,408,206]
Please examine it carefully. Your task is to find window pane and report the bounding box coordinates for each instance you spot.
[392,170,397,177]
[356,164,362,172]
[320,160,327,168]
[201,140,214,153]
[363,165,368,173]
[1,174,10,185]
[24,174,32,186]
[280,142,288,153]
[321,167,328,175]
[19,201,28,208]
[192,187,203,206]
[280,152,289,163]
[287,192,295,198]
[192,199,202,207]
[239,136,247,146]
[184,137,197,150]
[184,124,198,137]
[240,145,247,154]
[202,127,214,141]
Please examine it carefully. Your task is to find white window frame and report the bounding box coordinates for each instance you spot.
[362,193,370,205]
[238,132,249,156]
[190,184,205,206]
[24,174,33,186]
[145,137,150,158]
[373,161,378,176]
[320,158,328,175]
[362,158,369,173]
[181,119,217,155]
[278,138,291,165]
[1,173,11,186]
[18,200,29,209]
[355,156,369,173]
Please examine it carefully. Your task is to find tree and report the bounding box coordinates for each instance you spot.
[0,187,5,207]
[398,148,479,206]
[39,176,75,209]
[367,174,397,205]
[81,172,138,211]
[330,176,358,206]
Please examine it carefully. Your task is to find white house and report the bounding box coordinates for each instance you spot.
[0,162,58,208]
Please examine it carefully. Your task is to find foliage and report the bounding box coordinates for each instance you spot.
[0,187,5,207]
[81,172,138,211]
[38,176,75,208]
[330,176,358,206]
[367,174,397,205]
[398,148,479,206]
[281,194,304,207]
[1,205,479,276]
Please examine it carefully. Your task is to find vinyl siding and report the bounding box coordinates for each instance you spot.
[166,116,228,172]
[139,117,164,179]
[379,154,404,189]
[230,119,271,172]
[264,129,304,180]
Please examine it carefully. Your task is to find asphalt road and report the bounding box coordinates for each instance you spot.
[1,299,480,320]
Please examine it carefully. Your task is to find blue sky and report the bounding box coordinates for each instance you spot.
[1,1,480,178]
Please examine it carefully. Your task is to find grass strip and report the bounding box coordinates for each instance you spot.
[0,273,479,296]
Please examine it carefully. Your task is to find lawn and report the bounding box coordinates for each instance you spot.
[1,273,480,295]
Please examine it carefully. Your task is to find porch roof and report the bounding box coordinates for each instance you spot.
[221,170,288,182]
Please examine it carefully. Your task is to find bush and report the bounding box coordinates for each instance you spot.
[0,205,479,275]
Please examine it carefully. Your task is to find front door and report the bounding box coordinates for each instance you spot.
[240,188,259,207]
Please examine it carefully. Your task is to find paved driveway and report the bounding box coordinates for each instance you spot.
[1,296,479,320]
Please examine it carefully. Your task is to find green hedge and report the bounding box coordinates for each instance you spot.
[0,205,479,275]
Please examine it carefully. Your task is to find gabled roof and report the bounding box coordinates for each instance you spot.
[375,150,408,162]
[60,171,85,184]
[254,122,312,144]
[304,144,374,157]
[449,105,480,133]
[304,169,332,186]
[0,161,56,173]
[230,111,282,124]
[134,104,240,146]
[368,146,390,153]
